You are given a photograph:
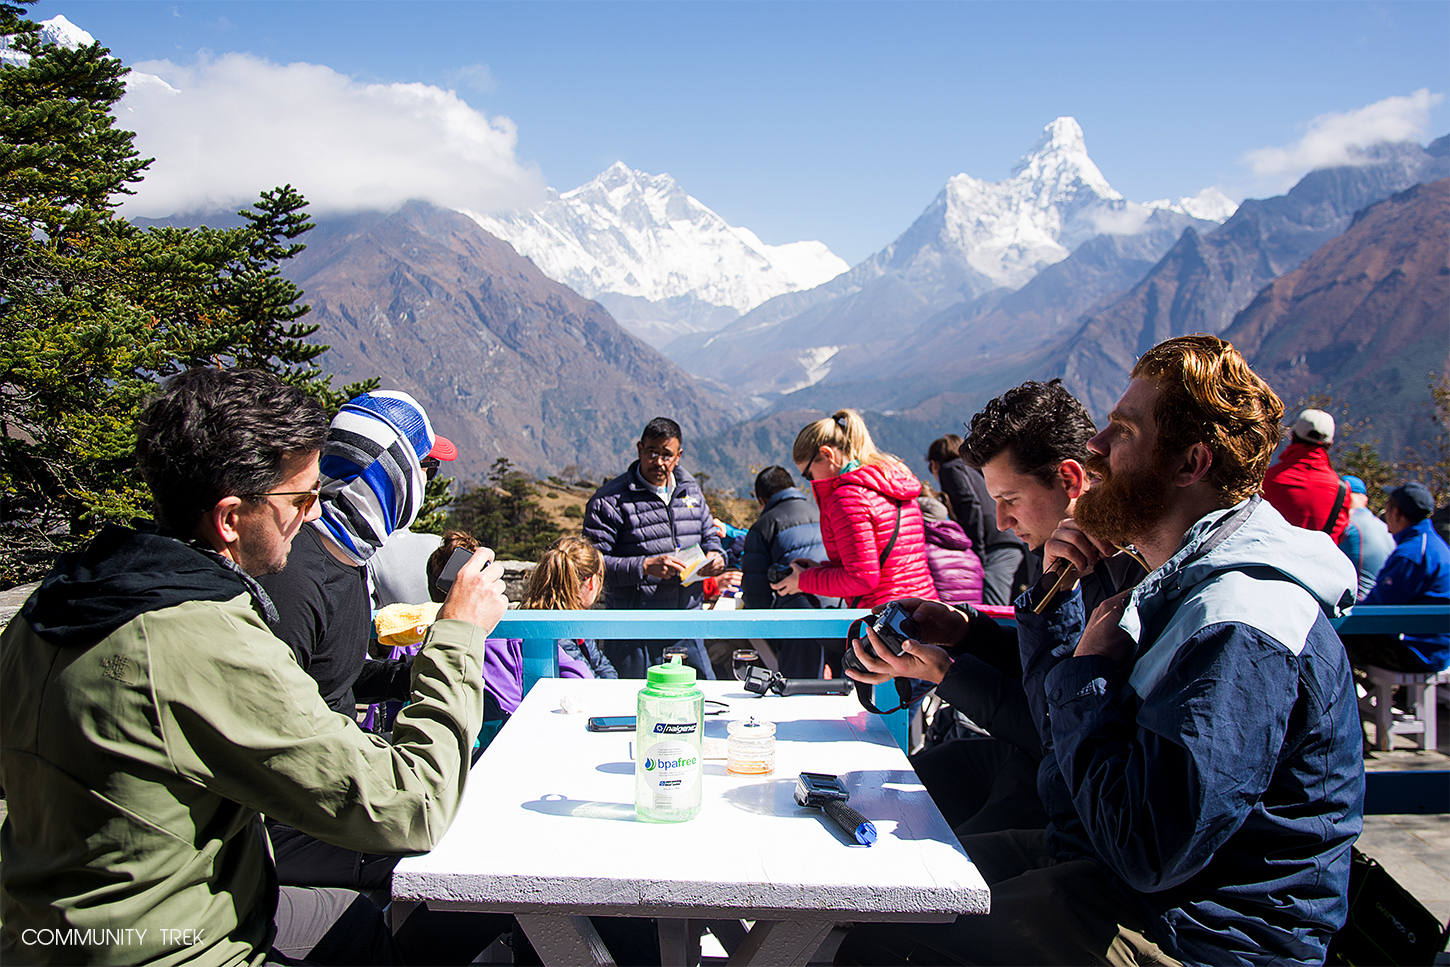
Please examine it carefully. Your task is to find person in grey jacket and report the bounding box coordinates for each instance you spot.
[582,417,723,678]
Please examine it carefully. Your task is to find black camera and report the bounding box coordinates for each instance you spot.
[767,562,793,584]
[843,602,919,674]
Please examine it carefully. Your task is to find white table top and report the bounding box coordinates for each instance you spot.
[393,678,989,922]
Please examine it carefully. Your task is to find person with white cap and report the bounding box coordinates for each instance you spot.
[260,390,458,720]
[255,391,520,962]
[1262,407,1351,542]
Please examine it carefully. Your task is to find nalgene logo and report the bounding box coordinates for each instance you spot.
[652,722,697,734]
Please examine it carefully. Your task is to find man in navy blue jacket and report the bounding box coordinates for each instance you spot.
[583,417,724,678]
[838,335,1363,966]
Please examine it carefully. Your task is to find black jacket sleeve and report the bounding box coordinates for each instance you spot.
[352,655,413,704]
[938,459,987,554]
[936,611,1043,759]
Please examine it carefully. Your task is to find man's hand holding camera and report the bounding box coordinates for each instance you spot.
[843,599,967,686]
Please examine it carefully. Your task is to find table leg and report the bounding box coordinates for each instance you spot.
[515,913,617,967]
[658,918,702,967]
[728,920,839,967]
[388,899,416,934]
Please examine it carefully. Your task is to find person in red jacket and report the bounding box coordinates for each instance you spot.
[1263,408,1350,542]
[771,408,938,608]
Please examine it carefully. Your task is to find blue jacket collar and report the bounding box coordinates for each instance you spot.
[1121,496,1357,644]
[763,487,807,513]
[1393,517,1434,545]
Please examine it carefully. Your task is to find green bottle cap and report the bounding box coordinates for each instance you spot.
[646,654,697,687]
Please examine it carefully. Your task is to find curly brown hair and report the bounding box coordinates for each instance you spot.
[1131,334,1284,504]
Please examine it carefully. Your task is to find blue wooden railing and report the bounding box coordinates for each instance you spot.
[491,604,1450,755]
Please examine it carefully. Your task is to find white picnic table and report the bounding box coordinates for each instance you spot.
[391,677,989,966]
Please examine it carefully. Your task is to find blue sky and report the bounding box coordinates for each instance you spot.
[36,0,1450,264]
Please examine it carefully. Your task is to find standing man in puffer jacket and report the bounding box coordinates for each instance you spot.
[583,417,724,678]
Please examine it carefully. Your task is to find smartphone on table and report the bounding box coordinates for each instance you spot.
[586,716,636,732]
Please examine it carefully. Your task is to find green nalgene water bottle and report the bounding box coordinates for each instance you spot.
[635,655,704,822]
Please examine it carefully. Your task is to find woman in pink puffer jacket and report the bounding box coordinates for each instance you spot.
[771,409,937,608]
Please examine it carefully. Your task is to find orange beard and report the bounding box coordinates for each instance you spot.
[1073,450,1176,549]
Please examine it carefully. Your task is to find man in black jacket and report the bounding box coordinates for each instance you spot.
[927,435,1025,605]
[740,466,840,677]
[861,380,1144,837]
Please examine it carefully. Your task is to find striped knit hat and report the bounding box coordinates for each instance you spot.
[312,391,451,565]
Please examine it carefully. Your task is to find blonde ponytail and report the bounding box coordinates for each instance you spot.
[523,536,604,611]
[792,408,894,470]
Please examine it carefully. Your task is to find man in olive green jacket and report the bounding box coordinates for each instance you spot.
[1,369,509,966]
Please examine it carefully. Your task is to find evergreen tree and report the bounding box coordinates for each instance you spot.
[0,4,374,583]
[445,458,562,560]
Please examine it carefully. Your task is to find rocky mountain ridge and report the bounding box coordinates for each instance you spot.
[1220,179,1450,457]
[1050,137,1449,418]
[282,201,744,484]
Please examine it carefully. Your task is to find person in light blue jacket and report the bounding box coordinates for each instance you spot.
[1336,475,1396,601]
[837,335,1362,967]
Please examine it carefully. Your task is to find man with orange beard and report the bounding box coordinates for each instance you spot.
[836,336,1362,966]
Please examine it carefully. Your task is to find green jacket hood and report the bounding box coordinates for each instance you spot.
[22,522,259,648]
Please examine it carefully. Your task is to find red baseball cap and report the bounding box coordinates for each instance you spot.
[428,435,458,462]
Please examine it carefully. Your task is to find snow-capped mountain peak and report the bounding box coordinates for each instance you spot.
[0,14,96,66]
[872,116,1134,295]
[1009,116,1121,201]
[1146,186,1239,223]
[464,164,849,327]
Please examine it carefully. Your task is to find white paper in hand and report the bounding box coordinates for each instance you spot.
[675,544,707,585]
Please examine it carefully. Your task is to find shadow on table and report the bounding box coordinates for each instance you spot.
[522,794,636,822]
[598,760,635,775]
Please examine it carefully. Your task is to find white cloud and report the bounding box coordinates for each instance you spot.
[117,53,547,218]
[1241,89,1444,191]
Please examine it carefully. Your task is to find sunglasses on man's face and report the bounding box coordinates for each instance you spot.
[420,457,441,481]
[242,487,320,515]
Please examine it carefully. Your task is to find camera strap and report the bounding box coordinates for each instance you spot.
[845,616,913,715]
